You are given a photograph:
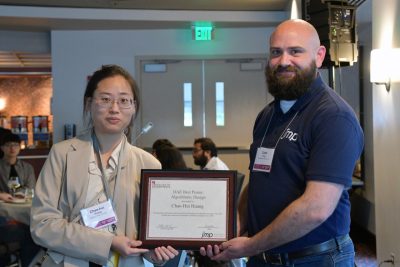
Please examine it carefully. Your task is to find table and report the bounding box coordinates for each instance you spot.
[352,176,364,188]
[0,200,32,225]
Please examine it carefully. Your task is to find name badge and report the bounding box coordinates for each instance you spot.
[253,147,275,173]
[80,199,118,229]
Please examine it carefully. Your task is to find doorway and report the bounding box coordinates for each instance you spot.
[137,57,272,148]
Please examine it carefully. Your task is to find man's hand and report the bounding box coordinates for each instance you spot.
[200,237,257,261]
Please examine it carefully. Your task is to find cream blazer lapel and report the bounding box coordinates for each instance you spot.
[66,136,93,222]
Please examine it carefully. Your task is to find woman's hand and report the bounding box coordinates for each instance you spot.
[148,246,179,265]
[111,236,149,257]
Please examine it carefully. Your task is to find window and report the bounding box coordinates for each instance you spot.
[183,83,193,127]
[216,82,225,126]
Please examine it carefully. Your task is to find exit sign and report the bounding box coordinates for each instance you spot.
[193,26,214,41]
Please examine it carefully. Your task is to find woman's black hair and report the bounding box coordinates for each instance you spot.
[156,146,187,170]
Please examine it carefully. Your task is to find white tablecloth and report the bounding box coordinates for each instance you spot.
[0,200,32,225]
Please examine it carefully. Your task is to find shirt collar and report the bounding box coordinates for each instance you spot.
[88,139,123,174]
[108,140,122,171]
[274,72,326,115]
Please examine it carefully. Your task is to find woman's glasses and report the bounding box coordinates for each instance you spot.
[94,97,135,109]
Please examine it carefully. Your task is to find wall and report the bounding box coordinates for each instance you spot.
[50,27,274,142]
[372,0,400,264]
[350,0,376,235]
[0,31,50,53]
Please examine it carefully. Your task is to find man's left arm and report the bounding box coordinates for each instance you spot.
[249,180,343,253]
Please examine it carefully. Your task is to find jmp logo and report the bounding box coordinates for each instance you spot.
[202,232,213,238]
[280,128,298,142]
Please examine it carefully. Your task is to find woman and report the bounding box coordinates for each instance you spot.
[155,145,187,170]
[30,65,178,267]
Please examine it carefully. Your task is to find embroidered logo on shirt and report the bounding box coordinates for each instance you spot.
[280,128,298,142]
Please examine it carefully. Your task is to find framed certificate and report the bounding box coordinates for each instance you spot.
[138,169,237,249]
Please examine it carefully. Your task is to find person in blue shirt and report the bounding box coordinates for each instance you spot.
[201,19,364,267]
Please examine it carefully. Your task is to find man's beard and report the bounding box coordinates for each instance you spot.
[265,61,317,100]
[194,153,208,168]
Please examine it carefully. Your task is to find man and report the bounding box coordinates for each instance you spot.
[0,136,39,267]
[201,19,364,266]
[0,133,36,193]
[192,137,229,170]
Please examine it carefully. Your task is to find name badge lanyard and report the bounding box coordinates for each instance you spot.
[92,131,125,234]
[253,107,299,172]
[259,109,299,150]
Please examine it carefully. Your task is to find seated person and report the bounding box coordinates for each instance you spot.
[192,137,229,170]
[156,146,187,170]
[0,133,36,194]
[151,138,175,157]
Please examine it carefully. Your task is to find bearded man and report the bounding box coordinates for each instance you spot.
[192,137,229,171]
[201,19,364,267]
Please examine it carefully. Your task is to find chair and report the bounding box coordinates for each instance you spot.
[235,172,245,205]
[0,241,22,267]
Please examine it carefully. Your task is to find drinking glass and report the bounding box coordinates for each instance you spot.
[25,188,34,202]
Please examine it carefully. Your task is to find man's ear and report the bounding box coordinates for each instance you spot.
[204,150,212,159]
[315,45,326,68]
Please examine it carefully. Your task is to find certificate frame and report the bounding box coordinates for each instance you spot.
[138,169,237,249]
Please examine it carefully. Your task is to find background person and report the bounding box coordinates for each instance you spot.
[30,65,178,267]
[155,145,187,170]
[201,19,364,267]
[192,137,228,170]
[151,138,174,157]
[0,133,36,194]
[151,138,187,169]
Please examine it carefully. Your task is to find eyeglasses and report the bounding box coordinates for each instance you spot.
[93,97,135,109]
[3,143,20,148]
[192,148,203,153]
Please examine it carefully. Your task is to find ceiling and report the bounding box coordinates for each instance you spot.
[0,0,290,11]
[0,0,291,69]
[0,0,291,31]
[0,52,51,69]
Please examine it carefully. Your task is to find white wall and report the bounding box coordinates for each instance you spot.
[0,31,50,52]
[372,0,400,264]
[350,0,376,235]
[50,27,274,142]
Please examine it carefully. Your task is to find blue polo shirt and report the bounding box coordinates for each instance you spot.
[248,74,364,253]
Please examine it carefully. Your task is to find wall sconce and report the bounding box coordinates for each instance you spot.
[370,48,400,92]
[0,98,5,111]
